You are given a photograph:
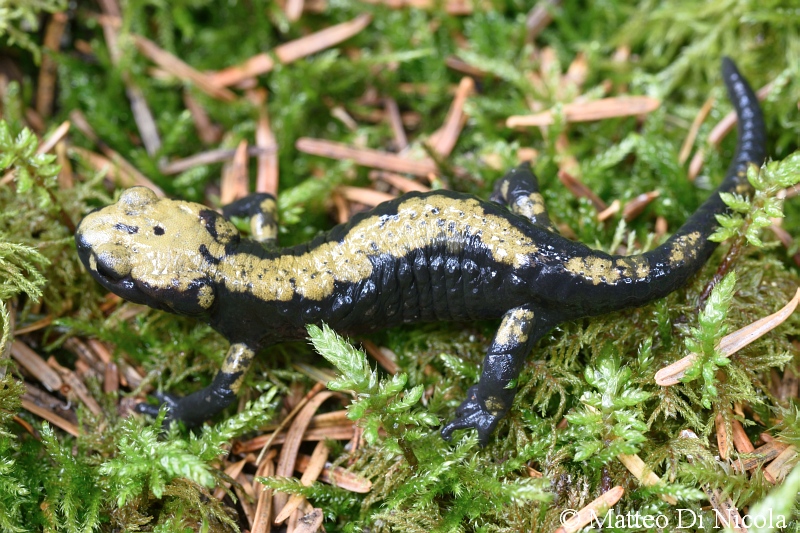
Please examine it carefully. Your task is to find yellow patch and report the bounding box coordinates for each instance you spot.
[668,231,701,266]
[528,193,547,215]
[614,256,650,280]
[500,180,510,200]
[565,255,621,286]
[250,198,279,241]
[495,308,534,345]
[218,195,540,302]
[484,395,506,415]
[222,343,256,393]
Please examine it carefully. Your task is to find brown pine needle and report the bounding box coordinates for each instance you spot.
[133,35,235,101]
[688,82,773,180]
[622,190,660,221]
[526,0,562,44]
[273,391,337,514]
[338,186,396,207]
[104,362,119,394]
[47,357,103,416]
[295,453,373,493]
[285,0,304,21]
[69,110,164,195]
[11,341,63,393]
[275,441,329,523]
[430,77,474,157]
[36,120,70,155]
[13,315,53,335]
[384,97,408,150]
[290,508,323,533]
[734,440,788,472]
[732,419,755,454]
[679,95,715,164]
[183,92,222,145]
[656,288,800,386]
[371,171,431,193]
[94,3,162,155]
[507,96,660,128]
[213,457,249,500]
[715,412,731,461]
[221,140,250,205]
[251,453,275,533]
[296,137,438,176]
[445,56,488,78]
[558,170,607,211]
[359,0,473,15]
[552,486,624,533]
[69,146,164,197]
[159,146,271,175]
[681,430,748,533]
[584,405,676,504]
[254,382,326,465]
[236,424,354,453]
[596,199,620,222]
[361,340,400,374]
[616,453,678,505]
[36,12,68,118]
[764,445,798,484]
[210,14,372,87]
[769,225,800,268]
[247,89,280,195]
[21,399,80,437]
[564,52,588,89]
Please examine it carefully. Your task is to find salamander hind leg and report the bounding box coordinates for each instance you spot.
[490,162,557,233]
[441,305,556,446]
[222,193,279,246]
[136,343,256,427]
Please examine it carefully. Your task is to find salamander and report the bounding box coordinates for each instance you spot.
[75,58,766,445]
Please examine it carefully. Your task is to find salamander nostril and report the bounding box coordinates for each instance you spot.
[95,259,121,281]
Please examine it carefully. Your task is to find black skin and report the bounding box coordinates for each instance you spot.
[76,59,766,445]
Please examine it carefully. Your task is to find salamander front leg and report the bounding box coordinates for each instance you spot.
[441,306,554,446]
[222,193,279,246]
[136,343,256,427]
[491,162,558,233]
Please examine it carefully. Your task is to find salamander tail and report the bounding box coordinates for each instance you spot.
[637,58,766,296]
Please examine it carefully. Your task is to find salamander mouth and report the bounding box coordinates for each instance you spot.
[75,233,151,306]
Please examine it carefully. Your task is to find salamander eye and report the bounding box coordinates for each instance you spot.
[154,226,165,235]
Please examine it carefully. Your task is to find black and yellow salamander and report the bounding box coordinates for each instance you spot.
[75,58,766,445]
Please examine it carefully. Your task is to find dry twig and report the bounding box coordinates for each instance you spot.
[133,35,235,101]
[210,15,372,87]
[553,486,624,533]
[656,288,800,386]
[508,96,660,128]
[297,137,439,176]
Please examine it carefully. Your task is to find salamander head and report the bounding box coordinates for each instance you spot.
[75,187,239,316]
